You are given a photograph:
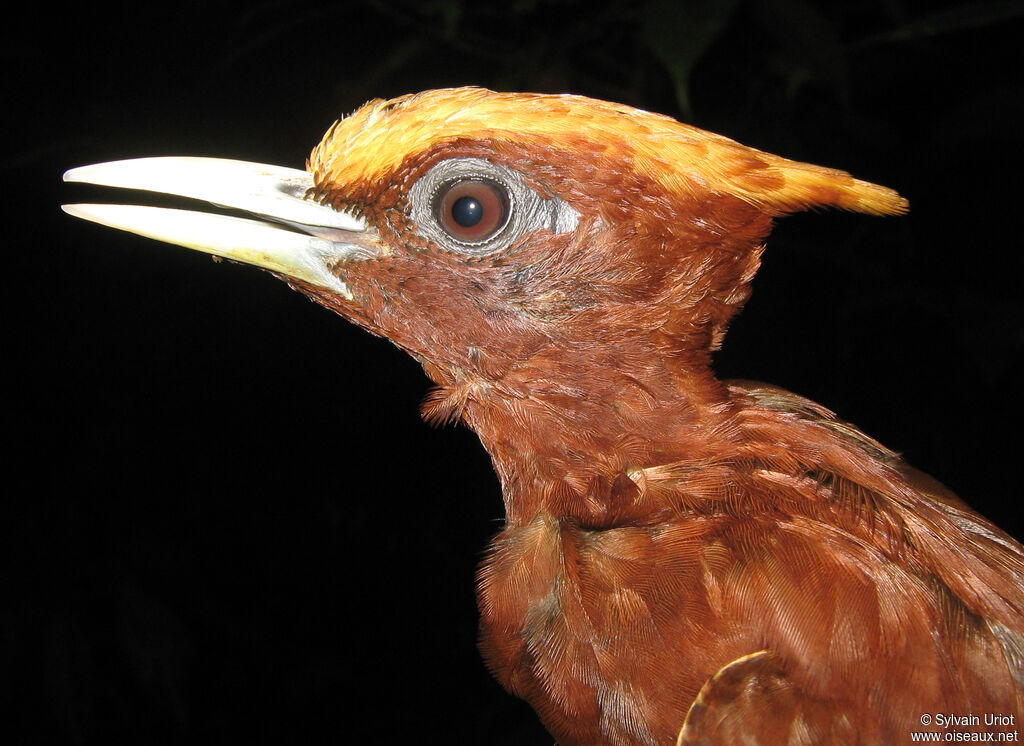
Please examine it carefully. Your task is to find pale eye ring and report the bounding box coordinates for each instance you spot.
[408,157,579,256]
[435,179,510,244]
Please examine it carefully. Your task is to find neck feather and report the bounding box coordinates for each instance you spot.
[444,341,739,526]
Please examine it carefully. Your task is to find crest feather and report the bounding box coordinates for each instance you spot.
[309,87,907,217]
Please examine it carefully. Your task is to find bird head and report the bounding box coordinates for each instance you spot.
[64,87,906,500]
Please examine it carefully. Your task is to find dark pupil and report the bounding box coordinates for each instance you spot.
[451,196,483,227]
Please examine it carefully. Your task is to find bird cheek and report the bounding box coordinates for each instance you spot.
[323,230,399,300]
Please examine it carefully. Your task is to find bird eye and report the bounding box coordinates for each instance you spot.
[408,157,578,256]
[435,179,509,244]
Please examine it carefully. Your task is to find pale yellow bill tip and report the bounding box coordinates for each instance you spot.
[62,203,352,298]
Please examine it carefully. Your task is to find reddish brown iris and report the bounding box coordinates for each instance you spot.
[436,179,508,243]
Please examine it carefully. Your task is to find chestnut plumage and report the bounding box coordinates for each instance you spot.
[63,87,1023,745]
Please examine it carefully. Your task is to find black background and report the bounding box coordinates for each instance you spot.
[7,1,1023,743]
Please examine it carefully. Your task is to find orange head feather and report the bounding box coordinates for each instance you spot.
[309,87,907,218]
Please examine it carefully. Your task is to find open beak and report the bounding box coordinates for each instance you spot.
[63,157,378,299]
